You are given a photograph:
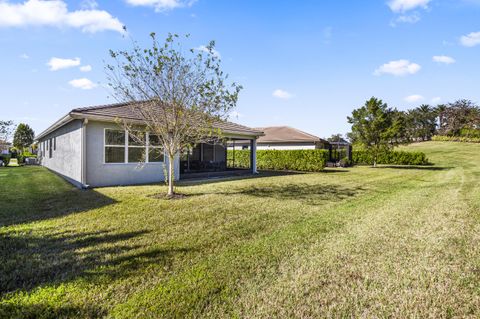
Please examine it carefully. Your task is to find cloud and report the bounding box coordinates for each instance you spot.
[0,0,124,34]
[47,57,81,71]
[433,55,456,64]
[272,89,293,99]
[229,111,244,119]
[460,31,480,47]
[79,65,92,72]
[68,78,97,89]
[19,53,29,59]
[195,45,221,59]
[80,0,98,10]
[388,0,431,13]
[404,94,424,103]
[431,97,442,104]
[374,59,421,76]
[125,0,197,12]
[391,13,420,26]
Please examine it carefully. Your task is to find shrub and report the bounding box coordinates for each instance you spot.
[432,135,480,143]
[459,128,480,138]
[0,154,11,166]
[352,150,430,166]
[227,149,329,172]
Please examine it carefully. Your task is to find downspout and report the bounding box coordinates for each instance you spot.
[81,118,89,188]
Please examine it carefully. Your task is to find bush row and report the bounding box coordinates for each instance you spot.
[432,135,480,143]
[459,128,480,138]
[227,149,329,172]
[352,150,430,166]
[0,154,11,166]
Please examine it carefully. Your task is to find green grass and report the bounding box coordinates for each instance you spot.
[1,141,479,318]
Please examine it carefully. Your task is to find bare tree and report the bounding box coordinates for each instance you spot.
[106,31,242,197]
[0,120,13,150]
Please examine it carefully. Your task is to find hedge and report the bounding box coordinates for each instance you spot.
[432,135,480,143]
[227,149,329,172]
[0,154,11,166]
[352,150,430,166]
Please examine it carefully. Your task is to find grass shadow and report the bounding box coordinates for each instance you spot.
[374,165,453,171]
[177,170,307,186]
[0,167,117,227]
[0,228,196,295]
[187,183,365,206]
[0,188,116,228]
[236,183,364,205]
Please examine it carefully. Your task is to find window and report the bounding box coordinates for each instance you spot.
[128,132,146,163]
[104,129,164,164]
[49,138,53,158]
[54,137,56,151]
[105,129,125,163]
[148,134,164,162]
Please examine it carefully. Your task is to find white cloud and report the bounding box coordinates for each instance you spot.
[388,0,431,13]
[460,31,480,47]
[80,0,98,10]
[404,94,424,103]
[391,13,420,25]
[374,59,421,76]
[195,45,221,59]
[431,97,442,104]
[19,53,29,59]
[125,0,197,12]
[433,55,456,64]
[79,65,92,72]
[68,78,97,90]
[47,57,81,71]
[229,111,244,119]
[0,0,124,34]
[272,89,293,99]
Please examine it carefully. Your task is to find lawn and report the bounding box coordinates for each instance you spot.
[1,141,479,318]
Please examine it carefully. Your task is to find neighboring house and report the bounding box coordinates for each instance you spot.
[36,102,263,188]
[231,126,330,150]
[0,140,11,154]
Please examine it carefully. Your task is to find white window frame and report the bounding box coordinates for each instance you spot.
[103,128,127,164]
[127,131,147,164]
[103,128,165,165]
[147,132,165,163]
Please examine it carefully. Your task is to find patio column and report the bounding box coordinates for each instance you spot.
[250,139,258,174]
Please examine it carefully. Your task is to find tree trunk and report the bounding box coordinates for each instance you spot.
[167,154,175,196]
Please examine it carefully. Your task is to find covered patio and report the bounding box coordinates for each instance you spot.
[179,138,259,180]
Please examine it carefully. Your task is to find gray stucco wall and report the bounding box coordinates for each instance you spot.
[38,120,83,187]
[85,121,179,187]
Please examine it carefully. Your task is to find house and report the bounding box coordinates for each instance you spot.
[0,140,11,154]
[230,126,330,150]
[36,102,263,188]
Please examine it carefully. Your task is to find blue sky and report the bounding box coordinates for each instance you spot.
[1,0,479,138]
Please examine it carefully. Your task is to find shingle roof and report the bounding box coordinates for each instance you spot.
[70,101,262,136]
[254,126,327,144]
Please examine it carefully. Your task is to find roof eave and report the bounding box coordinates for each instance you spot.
[35,113,79,141]
[70,112,265,138]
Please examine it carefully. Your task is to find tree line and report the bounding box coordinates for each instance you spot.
[346,97,480,166]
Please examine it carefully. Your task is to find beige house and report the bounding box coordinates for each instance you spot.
[231,126,330,150]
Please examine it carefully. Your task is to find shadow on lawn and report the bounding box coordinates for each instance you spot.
[0,229,194,296]
[237,183,364,205]
[189,183,365,206]
[375,165,453,171]
[0,188,116,228]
